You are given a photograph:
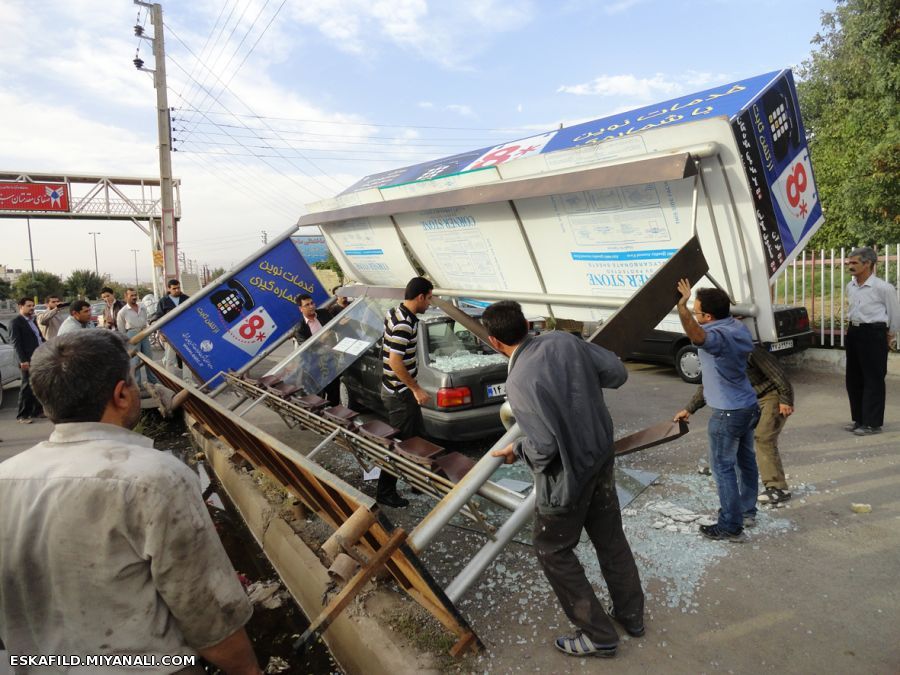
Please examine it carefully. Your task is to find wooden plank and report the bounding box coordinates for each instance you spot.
[292,528,408,652]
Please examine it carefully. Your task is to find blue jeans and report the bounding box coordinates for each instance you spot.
[708,405,760,532]
[126,329,159,386]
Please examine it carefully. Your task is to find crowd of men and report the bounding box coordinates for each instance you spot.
[1,247,896,665]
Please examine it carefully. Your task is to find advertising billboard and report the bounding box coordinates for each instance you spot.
[0,182,70,212]
[159,238,327,384]
[291,234,330,265]
[340,69,821,278]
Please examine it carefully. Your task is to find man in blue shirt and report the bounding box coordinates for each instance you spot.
[674,279,759,542]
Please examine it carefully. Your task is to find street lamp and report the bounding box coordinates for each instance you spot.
[131,249,140,287]
[89,231,101,276]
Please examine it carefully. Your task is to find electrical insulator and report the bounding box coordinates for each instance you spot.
[133,57,144,69]
[134,25,144,37]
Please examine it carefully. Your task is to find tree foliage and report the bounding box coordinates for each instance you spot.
[314,254,345,283]
[797,0,900,248]
[65,269,106,300]
[12,271,66,302]
[0,277,11,300]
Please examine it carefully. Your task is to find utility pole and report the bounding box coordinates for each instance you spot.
[134,1,177,292]
[26,218,38,302]
[131,249,140,287]
[89,231,101,276]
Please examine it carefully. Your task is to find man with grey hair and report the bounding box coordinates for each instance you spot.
[844,246,899,435]
[0,331,261,674]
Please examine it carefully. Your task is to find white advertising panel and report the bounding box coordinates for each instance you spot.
[320,216,418,286]
[395,202,548,316]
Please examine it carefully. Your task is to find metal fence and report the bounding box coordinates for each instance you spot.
[773,244,900,348]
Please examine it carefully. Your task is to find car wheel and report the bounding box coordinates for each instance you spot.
[674,344,702,384]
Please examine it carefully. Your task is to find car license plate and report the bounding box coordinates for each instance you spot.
[770,339,793,352]
[486,383,506,398]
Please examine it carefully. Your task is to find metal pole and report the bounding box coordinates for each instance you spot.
[89,231,101,275]
[135,1,178,289]
[445,490,535,603]
[26,218,37,302]
[207,326,299,398]
[131,249,140,287]
[408,424,524,553]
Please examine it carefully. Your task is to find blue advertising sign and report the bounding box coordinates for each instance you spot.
[731,70,821,274]
[291,234,330,265]
[160,238,327,384]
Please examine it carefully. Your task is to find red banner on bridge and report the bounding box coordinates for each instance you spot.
[0,182,70,212]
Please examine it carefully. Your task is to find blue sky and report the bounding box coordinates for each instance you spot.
[0,0,835,282]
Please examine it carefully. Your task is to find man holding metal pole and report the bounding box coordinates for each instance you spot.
[483,300,644,659]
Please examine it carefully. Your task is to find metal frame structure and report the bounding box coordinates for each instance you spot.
[0,170,182,296]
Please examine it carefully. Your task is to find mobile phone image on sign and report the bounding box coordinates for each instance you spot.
[222,306,277,356]
[772,150,818,243]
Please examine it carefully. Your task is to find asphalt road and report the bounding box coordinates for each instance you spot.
[1,356,898,673]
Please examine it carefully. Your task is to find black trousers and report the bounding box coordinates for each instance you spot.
[378,389,425,498]
[17,368,43,420]
[846,324,888,427]
[533,457,644,645]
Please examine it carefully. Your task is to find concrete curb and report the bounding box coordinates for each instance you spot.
[782,348,900,379]
[189,418,441,675]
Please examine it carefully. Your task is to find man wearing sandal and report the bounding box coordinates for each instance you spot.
[484,300,644,659]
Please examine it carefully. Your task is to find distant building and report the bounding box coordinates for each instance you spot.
[0,265,24,284]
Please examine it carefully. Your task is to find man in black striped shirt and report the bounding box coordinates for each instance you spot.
[378,277,434,507]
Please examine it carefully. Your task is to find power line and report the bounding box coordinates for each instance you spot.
[179,149,431,162]
[177,0,242,113]
[174,121,501,146]
[176,105,541,132]
[165,52,333,200]
[164,26,345,195]
[179,0,270,136]
[176,0,232,110]
[176,137,450,157]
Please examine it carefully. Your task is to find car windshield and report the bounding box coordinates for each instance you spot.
[426,320,506,373]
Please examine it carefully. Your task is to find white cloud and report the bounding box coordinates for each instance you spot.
[557,71,730,101]
[603,0,645,15]
[284,0,536,68]
[417,101,434,109]
[446,104,475,118]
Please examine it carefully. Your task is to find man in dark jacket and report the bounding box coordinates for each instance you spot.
[151,279,189,373]
[294,294,339,406]
[484,300,644,659]
[9,298,44,423]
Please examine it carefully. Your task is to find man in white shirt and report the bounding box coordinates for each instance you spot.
[57,300,95,336]
[844,246,900,435]
[117,287,159,392]
[0,330,261,674]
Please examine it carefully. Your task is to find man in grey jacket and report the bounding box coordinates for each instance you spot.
[484,301,644,659]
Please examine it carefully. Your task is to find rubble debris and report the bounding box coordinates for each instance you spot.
[264,656,290,673]
[850,503,872,513]
[247,580,287,609]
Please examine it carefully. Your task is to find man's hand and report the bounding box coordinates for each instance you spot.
[490,442,517,464]
[779,404,794,417]
[673,409,691,423]
[20,362,29,371]
[676,278,693,306]
[412,385,430,405]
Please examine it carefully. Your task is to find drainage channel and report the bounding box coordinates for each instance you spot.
[145,417,339,674]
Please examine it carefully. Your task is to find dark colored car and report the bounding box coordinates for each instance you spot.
[343,309,508,442]
[627,305,813,384]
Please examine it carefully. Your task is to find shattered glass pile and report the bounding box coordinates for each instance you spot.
[430,351,508,373]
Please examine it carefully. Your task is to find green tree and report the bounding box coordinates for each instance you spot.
[65,269,106,299]
[12,271,65,301]
[797,0,900,248]
[314,254,345,283]
[0,277,11,300]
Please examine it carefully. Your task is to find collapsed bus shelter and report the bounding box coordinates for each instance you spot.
[133,70,824,657]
